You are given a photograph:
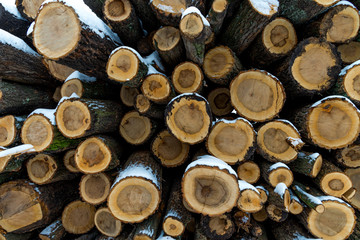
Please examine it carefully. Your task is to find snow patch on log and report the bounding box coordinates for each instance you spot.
[298,152,320,163]
[0,144,35,158]
[57,92,80,106]
[181,7,210,26]
[156,231,176,240]
[318,195,352,207]
[0,29,39,56]
[164,209,180,220]
[29,109,56,125]
[169,92,208,105]
[217,117,253,127]
[274,182,287,196]
[65,71,96,83]
[256,185,269,195]
[335,0,356,7]
[113,164,160,188]
[293,232,321,240]
[249,0,279,16]
[293,185,322,205]
[311,95,358,109]
[340,59,360,76]
[269,162,290,171]
[276,119,299,132]
[238,180,259,193]
[144,51,165,72]
[27,22,35,37]
[185,155,238,177]
[138,225,154,237]
[0,0,26,20]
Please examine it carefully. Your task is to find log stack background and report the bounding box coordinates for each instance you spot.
[2,0,360,239]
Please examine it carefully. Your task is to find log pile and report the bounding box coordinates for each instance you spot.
[2,0,360,239]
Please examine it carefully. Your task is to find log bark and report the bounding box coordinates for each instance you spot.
[165,93,212,144]
[130,0,159,31]
[33,0,121,78]
[345,168,360,210]
[259,160,294,187]
[0,150,31,174]
[172,62,203,94]
[56,98,123,139]
[39,219,66,240]
[0,179,77,233]
[120,85,139,108]
[207,88,232,116]
[63,149,79,173]
[289,189,304,215]
[292,181,325,213]
[0,115,26,147]
[94,207,122,237]
[221,0,279,55]
[0,2,30,41]
[62,200,96,234]
[288,152,323,178]
[268,183,291,212]
[80,173,111,205]
[230,69,286,122]
[275,37,341,98]
[0,229,34,240]
[206,0,228,35]
[206,118,256,165]
[75,135,122,174]
[150,0,187,26]
[133,211,161,240]
[200,213,235,240]
[42,59,75,82]
[271,217,318,240]
[108,151,162,223]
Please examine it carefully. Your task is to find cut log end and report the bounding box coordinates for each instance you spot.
[94,207,122,237]
[62,200,96,235]
[56,99,91,139]
[33,2,81,59]
[135,94,151,114]
[120,111,153,145]
[107,48,141,83]
[269,167,294,187]
[172,62,203,94]
[237,161,260,184]
[311,154,323,178]
[308,97,360,149]
[321,172,352,197]
[141,74,171,103]
[80,173,111,205]
[340,64,360,103]
[120,86,139,107]
[18,0,46,20]
[151,130,189,167]
[212,0,227,13]
[21,114,53,152]
[230,70,285,122]
[64,149,79,173]
[104,0,131,22]
[163,217,185,237]
[337,145,360,168]
[344,168,360,209]
[207,88,232,116]
[26,154,57,185]
[237,189,263,213]
[289,199,304,215]
[201,214,235,239]
[153,26,181,51]
[108,177,161,223]
[43,59,75,81]
[0,115,15,147]
[315,0,340,6]
[248,0,279,17]
[182,167,239,216]
[180,13,204,38]
[60,79,84,98]
[266,204,288,222]
[262,17,297,54]
[206,118,256,164]
[252,207,268,222]
[337,42,360,64]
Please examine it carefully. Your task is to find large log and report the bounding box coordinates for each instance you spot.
[33,0,121,77]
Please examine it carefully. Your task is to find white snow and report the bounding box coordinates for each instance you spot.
[65,71,96,83]
[0,29,39,56]
[274,182,287,197]
[293,185,323,205]
[318,195,352,207]
[335,0,355,8]
[0,0,26,20]
[311,95,356,108]
[164,209,180,219]
[185,155,238,177]
[249,0,279,16]
[0,144,36,158]
[293,232,321,240]
[39,0,121,44]
[286,137,304,149]
[169,92,207,106]
[290,190,301,202]
[269,162,290,171]
[276,119,298,132]
[297,152,320,163]
[144,51,165,72]
[110,46,144,61]
[138,225,154,237]
[238,180,259,193]
[147,65,162,75]
[339,59,360,76]
[40,220,61,235]
[27,22,35,37]
[156,231,176,240]
[217,117,253,128]
[29,108,56,125]
[256,186,269,196]
[181,7,210,26]
[113,164,160,188]
[56,92,80,106]
[156,3,184,14]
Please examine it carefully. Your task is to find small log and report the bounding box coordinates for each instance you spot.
[151,129,189,168]
[75,135,122,174]
[288,152,323,178]
[39,219,66,240]
[233,210,251,233]
[292,181,325,213]
[141,73,174,104]
[33,0,120,77]
[237,161,261,184]
[252,207,268,222]
[107,46,148,87]
[268,183,291,212]
[134,94,164,119]
[279,0,339,25]
[291,96,360,149]
[182,155,239,216]
[62,200,96,235]
[153,26,185,69]
[163,180,192,237]
[0,179,77,233]
[94,207,122,237]
[271,217,319,240]
[120,85,139,107]
[27,153,77,185]
[0,2,30,41]
[15,0,44,21]
[206,0,228,35]
[337,41,360,65]
[63,149,79,173]
[103,0,142,47]
[200,213,235,240]
[207,88,232,116]
[345,168,360,210]
[60,71,117,100]
[247,17,297,67]
[257,119,303,163]
[42,59,75,82]
[206,118,256,165]
[179,7,212,65]
[266,204,288,222]
[237,180,263,213]
[119,111,156,145]
[172,62,203,94]
[56,98,123,139]
[21,109,83,152]
[203,45,243,85]
[302,2,360,43]
[297,196,356,239]
[80,173,111,205]
[0,115,25,147]
[150,0,187,26]
[221,0,279,55]
[165,93,212,144]
[289,189,304,215]
[108,151,162,223]
[230,69,286,122]
[52,87,61,103]
[275,37,341,98]
[256,186,269,205]
[133,211,161,240]
[259,161,294,187]
[336,144,360,168]
[314,159,352,197]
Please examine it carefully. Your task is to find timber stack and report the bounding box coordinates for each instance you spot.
[2,0,360,239]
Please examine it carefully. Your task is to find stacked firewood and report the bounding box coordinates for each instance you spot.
[2,0,360,239]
